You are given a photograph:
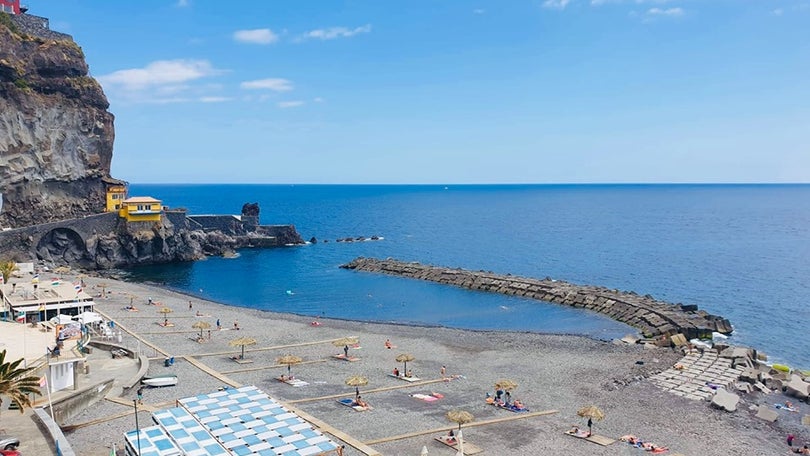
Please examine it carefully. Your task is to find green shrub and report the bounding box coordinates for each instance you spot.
[0,12,19,35]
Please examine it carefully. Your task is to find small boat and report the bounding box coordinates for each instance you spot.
[141,374,178,387]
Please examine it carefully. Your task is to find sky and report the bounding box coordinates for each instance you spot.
[30,0,810,184]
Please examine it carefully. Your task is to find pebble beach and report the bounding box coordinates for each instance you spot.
[60,274,805,456]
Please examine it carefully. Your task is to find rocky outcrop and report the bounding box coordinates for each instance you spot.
[341,257,734,339]
[0,16,115,228]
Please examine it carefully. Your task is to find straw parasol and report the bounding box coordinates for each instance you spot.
[495,379,518,391]
[395,353,415,375]
[276,354,303,377]
[345,375,368,401]
[446,409,474,431]
[158,307,173,326]
[331,337,359,347]
[229,336,257,360]
[54,266,71,274]
[192,321,211,339]
[577,405,605,434]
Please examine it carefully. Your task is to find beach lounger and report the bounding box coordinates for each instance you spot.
[337,398,371,411]
[387,373,421,382]
[275,377,309,387]
[434,436,483,455]
[565,430,616,446]
[332,354,361,362]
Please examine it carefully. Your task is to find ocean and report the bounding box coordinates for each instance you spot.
[124,184,810,368]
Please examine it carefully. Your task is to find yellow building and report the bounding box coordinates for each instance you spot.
[102,177,128,212]
[119,196,162,222]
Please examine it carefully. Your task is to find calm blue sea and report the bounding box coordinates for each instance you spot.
[125,184,810,368]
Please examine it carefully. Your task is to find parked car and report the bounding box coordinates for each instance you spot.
[0,435,19,450]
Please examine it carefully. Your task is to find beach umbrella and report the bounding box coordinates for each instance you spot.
[446,409,474,431]
[54,266,71,274]
[192,321,211,339]
[577,405,605,434]
[395,353,415,375]
[495,379,518,391]
[229,336,257,359]
[158,307,173,326]
[345,375,368,401]
[331,337,359,347]
[276,354,303,376]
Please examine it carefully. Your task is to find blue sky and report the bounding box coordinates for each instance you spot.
[32,0,810,184]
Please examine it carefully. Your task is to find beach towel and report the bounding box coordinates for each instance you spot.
[434,436,483,455]
[410,393,442,402]
[332,354,361,362]
[337,398,370,411]
[490,402,529,412]
[387,373,421,382]
[276,377,308,387]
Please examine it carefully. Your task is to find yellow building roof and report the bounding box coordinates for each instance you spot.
[122,196,161,204]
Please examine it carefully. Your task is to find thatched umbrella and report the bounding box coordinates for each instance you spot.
[331,337,359,347]
[395,353,415,375]
[345,375,368,401]
[446,409,474,455]
[577,405,605,435]
[495,379,518,391]
[276,354,303,377]
[54,266,71,274]
[158,307,173,326]
[229,336,257,360]
[192,321,211,339]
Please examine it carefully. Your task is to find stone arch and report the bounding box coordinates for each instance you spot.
[36,227,88,265]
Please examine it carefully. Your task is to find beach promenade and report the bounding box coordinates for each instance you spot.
[19,273,804,455]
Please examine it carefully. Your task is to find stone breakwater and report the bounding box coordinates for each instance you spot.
[341,257,733,339]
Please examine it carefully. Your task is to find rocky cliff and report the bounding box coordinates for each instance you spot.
[0,14,115,228]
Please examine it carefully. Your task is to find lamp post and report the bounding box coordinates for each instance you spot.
[133,398,141,455]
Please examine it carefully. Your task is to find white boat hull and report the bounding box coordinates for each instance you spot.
[141,376,178,387]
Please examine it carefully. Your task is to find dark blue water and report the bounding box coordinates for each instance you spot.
[124,184,810,367]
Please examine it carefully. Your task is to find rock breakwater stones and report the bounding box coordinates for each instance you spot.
[651,349,745,401]
[711,388,740,412]
[785,375,810,399]
[341,257,733,339]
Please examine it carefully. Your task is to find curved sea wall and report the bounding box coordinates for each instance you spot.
[341,257,733,339]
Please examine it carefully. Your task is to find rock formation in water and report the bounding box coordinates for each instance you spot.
[0,14,115,228]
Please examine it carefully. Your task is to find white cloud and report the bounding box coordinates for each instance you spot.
[199,96,232,103]
[278,100,305,108]
[233,28,279,45]
[99,59,221,91]
[298,24,371,41]
[647,7,683,16]
[240,78,294,91]
[543,0,571,10]
[97,59,230,104]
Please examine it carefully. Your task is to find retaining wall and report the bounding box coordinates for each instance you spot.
[341,257,733,339]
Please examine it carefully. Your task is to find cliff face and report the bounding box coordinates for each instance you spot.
[0,17,115,228]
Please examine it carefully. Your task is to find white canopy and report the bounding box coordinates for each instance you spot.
[50,314,74,324]
[73,311,103,325]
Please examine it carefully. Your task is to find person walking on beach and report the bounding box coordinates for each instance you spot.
[440,365,446,379]
[343,345,349,358]
[216,318,221,330]
[188,300,193,310]
[137,387,144,405]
